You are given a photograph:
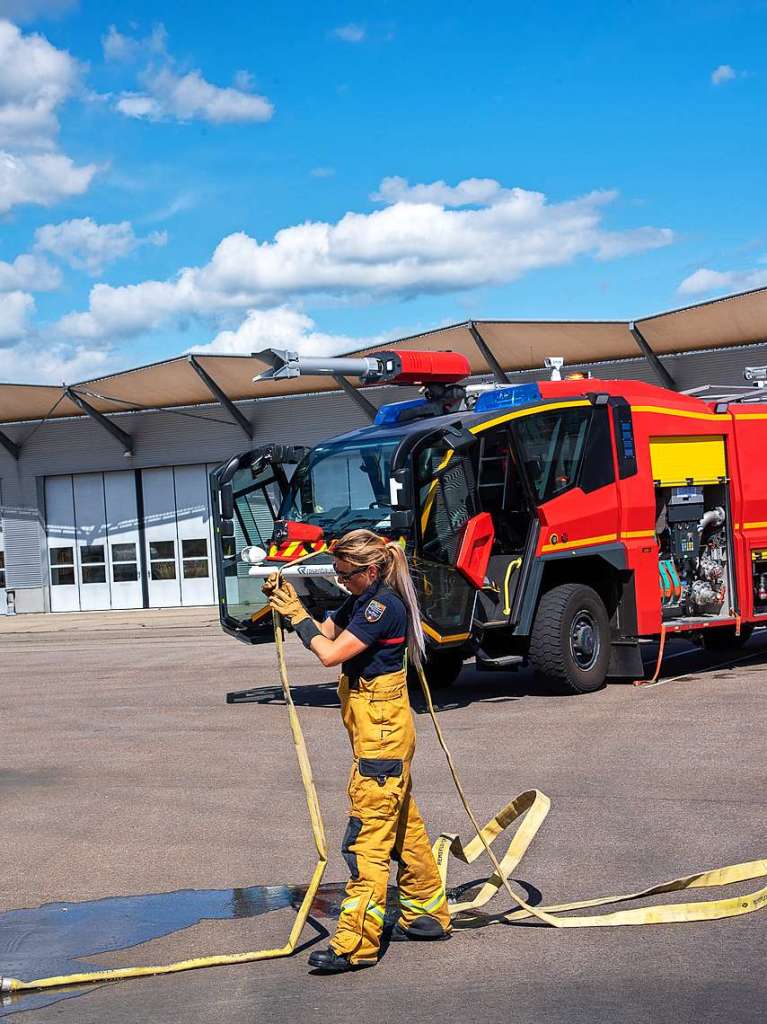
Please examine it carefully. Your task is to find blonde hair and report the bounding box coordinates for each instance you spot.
[333,529,425,671]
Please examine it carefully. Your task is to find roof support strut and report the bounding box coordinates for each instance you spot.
[629,322,677,390]
[187,356,254,439]
[332,374,377,423]
[468,322,510,384]
[0,429,20,460]
[66,388,133,456]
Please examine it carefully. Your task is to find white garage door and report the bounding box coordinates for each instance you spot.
[142,465,216,608]
[45,464,218,612]
[45,471,141,613]
[105,473,142,609]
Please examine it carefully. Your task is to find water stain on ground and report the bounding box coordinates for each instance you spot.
[0,882,335,1017]
[0,879,484,1017]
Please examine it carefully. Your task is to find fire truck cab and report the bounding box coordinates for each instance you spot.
[211,351,767,694]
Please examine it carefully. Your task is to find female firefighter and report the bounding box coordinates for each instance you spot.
[265,528,452,973]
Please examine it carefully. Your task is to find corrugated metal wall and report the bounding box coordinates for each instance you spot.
[2,507,45,588]
[0,387,382,509]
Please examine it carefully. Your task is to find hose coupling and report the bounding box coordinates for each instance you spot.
[0,977,16,992]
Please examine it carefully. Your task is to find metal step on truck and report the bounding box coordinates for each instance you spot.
[210,348,767,694]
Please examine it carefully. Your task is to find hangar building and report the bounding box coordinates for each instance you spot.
[1,288,767,616]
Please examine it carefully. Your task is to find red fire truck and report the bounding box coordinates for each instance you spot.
[211,348,767,693]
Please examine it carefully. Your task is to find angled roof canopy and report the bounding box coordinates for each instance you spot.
[1,286,767,428]
[353,320,638,372]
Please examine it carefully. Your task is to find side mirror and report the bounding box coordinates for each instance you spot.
[390,466,413,509]
[220,483,234,521]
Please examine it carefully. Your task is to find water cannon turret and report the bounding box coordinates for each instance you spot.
[253,348,471,389]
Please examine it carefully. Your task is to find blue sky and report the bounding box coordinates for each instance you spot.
[0,0,765,382]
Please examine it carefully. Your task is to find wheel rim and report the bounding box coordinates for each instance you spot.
[569,610,599,671]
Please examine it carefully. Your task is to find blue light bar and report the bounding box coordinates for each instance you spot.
[374,397,429,425]
[474,383,541,413]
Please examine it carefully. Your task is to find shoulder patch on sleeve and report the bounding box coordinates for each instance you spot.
[364,599,386,623]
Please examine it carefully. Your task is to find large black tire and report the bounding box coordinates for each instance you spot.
[702,624,754,652]
[408,649,464,690]
[529,583,610,694]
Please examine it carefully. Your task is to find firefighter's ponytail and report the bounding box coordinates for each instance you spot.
[383,541,425,673]
[332,529,425,671]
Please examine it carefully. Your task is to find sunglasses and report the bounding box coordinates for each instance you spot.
[334,565,370,583]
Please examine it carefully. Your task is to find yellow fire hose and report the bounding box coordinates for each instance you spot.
[3,588,767,995]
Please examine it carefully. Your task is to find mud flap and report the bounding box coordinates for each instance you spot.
[606,639,643,679]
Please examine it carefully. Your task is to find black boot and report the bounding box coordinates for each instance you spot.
[308,948,357,973]
[390,915,451,942]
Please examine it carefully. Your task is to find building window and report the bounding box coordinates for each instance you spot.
[111,542,138,583]
[182,538,209,579]
[80,544,106,584]
[50,546,75,586]
[0,550,5,589]
[150,540,176,580]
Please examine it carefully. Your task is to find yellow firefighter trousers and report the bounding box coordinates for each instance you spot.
[330,669,452,964]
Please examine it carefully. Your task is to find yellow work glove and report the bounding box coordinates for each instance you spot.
[268,580,310,626]
[261,572,280,597]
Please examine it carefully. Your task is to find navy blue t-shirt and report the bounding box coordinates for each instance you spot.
[330,582,408,681]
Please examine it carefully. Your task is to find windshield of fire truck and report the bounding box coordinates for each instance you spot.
[278,437,400,533]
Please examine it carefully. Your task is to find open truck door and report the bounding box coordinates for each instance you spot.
[409,424,483,655]
[210,445,306,643]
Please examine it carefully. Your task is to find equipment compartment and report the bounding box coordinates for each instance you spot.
[751,549,767,615]
[655,482,734,621]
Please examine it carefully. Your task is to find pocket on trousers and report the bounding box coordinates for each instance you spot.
[349,771,401,820]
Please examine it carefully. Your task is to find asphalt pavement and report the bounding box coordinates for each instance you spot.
[1,609,765,1023]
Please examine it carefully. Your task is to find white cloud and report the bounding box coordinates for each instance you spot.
[57,279,184,340]
[0,252,60,291]
[191,306,389,357]
[0,22,98,214]
[594,226,674,260]
[332,24,366,43]
[107,25,273,124]
[116,66,274,123]
[370,180,675,266]
[371,176,506,206]
[711,64,737,85]
[102,23,166,63]
[0,151,99,213]
[0,337,113,384]
[0,0,77,22]
[143,189,201,222]
[678,265,767,295]
[311,166,335,178]
[55,176,673,342]
[0,290,34,342]
[34,217,167,274]
[0,18,82,148]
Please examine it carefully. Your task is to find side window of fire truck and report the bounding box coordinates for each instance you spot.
[232,471,282,549]
[513,407,591,503]
[416,441,478,563]
[476,426,529,552]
